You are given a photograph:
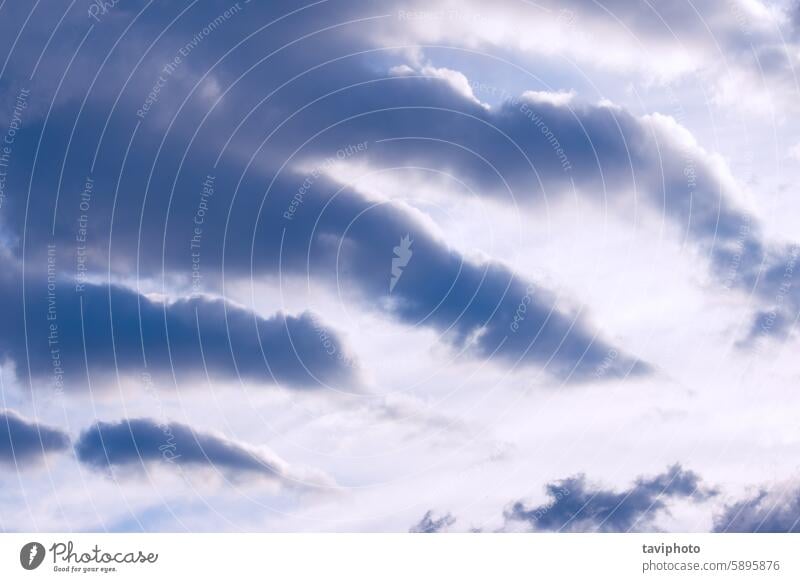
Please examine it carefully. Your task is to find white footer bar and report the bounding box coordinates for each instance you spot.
[1,533,795,581]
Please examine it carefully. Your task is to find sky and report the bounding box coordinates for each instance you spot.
[0,0,800,533]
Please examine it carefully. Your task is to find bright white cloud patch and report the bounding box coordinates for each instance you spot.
[521,89,576,107]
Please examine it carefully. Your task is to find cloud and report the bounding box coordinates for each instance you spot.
[0,258,357,391]
[409,510,456,533]
[790,142,800,162]
[262,180,648,380]
[74,417,331,486]
[505,464,715,532]
[374,0,800,106]
[714,484,800,532]
[419,66,489,108]
[0,409,70,466]
[521,89,576,107]
[729,244,800,346]
[409,470,800,534]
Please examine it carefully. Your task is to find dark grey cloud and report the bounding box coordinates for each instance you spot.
[409,510,456,533]
[0,409,70,466]
[74,417,318,485]
[792,1,800,39]
[262,177,646,380]
[0,258,357,391]
[410,469,800,534]
[505,464,715,532]
[714,486,800,533]
[729,244,800,346]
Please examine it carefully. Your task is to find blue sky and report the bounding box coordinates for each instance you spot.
[1,0,800,532]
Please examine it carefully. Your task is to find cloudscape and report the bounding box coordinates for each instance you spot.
[1,0,799,533]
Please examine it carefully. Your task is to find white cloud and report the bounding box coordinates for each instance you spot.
[521,89,576,107]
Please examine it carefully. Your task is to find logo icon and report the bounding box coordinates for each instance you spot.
[390,234,413,293]
[20,542,46,570]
